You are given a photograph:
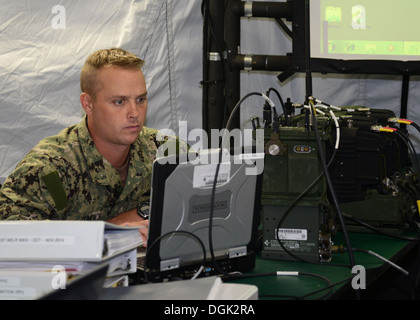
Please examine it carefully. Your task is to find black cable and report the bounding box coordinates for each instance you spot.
[301,246,417,300]
[377,128,420,220]
[410,121,420,136]
[273,110,348,267]
[258,271,335,300]
[143,230,207,283]
[266,87,289,126]
[342,212,420,242]
[274,149,351,267]
[297,275,354,300]
[145,92,289,283]
[299,272,334,300]
[308,101,360,299]
[394,129,420,180]
[207,94,351,292]
[304,0,312,99]
[208,92,265,279]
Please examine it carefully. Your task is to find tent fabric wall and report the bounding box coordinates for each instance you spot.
[0,0,203,183]
[1,0,420,184]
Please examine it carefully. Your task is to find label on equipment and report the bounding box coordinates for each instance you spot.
[275,228,307,241]
[193,163,231,188]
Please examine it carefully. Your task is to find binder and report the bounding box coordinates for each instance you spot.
[0,249,137,300]
[0,221,144,262]
[0,269,66,300]
[0,248,137,276]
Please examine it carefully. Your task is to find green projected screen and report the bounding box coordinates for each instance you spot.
[310,0,420,61]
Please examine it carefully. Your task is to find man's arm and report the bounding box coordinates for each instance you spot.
[107,209,149,244]
[0,167,57,220]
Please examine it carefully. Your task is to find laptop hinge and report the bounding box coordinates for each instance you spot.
[160,258,180,271]
[228,246,247,259]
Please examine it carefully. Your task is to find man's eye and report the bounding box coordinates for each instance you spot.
[114,99,124,105]
[137,97,146,103]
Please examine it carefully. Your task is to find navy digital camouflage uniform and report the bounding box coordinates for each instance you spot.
[0,115,167,221]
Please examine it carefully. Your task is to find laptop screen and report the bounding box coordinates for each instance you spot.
[145,149,263,275]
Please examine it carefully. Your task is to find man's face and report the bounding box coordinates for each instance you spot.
[83,67,148,151]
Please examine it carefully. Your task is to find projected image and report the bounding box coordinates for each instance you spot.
[310,0,420,61]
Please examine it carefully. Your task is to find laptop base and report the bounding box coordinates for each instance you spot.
[131,251,256,284]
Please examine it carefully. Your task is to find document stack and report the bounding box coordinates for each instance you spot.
[0,220,144,300]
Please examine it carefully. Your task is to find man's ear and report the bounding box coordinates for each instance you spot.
[80,92,93,114]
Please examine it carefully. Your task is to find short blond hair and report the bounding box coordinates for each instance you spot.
[80,48,145,99]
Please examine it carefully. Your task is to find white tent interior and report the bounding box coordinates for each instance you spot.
[1,0,420,184]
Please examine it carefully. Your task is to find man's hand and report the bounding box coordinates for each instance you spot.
[107,209,149,246]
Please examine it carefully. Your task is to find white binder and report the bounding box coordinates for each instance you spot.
[0,221,143,262]
[0,248,137,276]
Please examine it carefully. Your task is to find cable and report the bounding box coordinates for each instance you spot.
[352,248,409,276]
[256,271,335,300]
[298,271,334,299]
[396,128,419,162]
[362,124,420,220]
[341,212,420,241]
[274,150,343,266]
[298,276,354,300]
[386,118,420,178]
[410,120,420,137]
[308,98,360,299]
[329,108,340,150]
[143,230,207,283]
[266,87,289,125]
[144,91,274,282]
[345,247,417,299]
[191,266,205,280]
[274,102,343,266]
[394,129,420,181]
[208,91,274,279]
[209,93,350,293]
[315,98,342,111]
[233,271,336,300]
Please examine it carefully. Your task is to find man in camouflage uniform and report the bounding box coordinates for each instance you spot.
[0,48,167,241]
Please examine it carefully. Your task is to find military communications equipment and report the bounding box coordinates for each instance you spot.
[255,94,419,263]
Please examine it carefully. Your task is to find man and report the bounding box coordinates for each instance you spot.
[0,48,166,242]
